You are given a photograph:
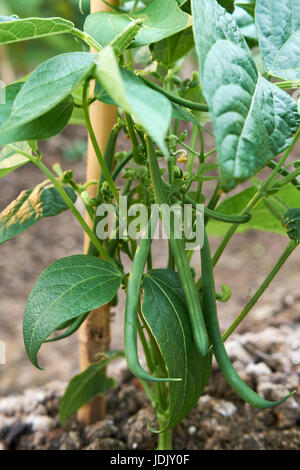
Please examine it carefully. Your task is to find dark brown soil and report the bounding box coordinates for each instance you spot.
[0,307,299,450]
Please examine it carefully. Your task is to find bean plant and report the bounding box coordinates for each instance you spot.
[0,0,299,450]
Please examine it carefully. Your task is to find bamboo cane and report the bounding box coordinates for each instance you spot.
[77,0,119,425]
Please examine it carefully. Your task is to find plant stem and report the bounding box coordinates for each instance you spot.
[7,145,112,260]
[140,76,209,112]
[36,160,112,262]
[157,424,173,450]
[186,125,198,174]
[211,127,300,267]
[72,28,102,51]
[223,241,297,341]
[273,166,300,188]
[82,82,120,203]
[130,0,139,13]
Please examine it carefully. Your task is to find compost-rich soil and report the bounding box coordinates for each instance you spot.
[0,315,300,450]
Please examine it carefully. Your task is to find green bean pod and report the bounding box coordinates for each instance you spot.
[201,229,295,409]
[146,136,209,358]
[124,212,181,383]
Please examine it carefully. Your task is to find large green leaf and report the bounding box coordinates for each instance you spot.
[142,269,212,430]
[23,255,122,368]
[0,180,77,245]
[0,82,73,145]
[84,0,192,49]
[203,41,299,190]
[0,16,74,45]
[0,52,95,134]
[256,0,300,80]
[192,0,299,191]
[59,350,124,425]
[95,47,172,153]
[192,0,249,80]
[207,184,300,237]
[0,142,30,178]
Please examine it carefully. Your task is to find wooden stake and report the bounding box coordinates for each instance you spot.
[77,0,119,425]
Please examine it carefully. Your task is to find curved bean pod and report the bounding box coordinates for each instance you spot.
[201,229,295,408]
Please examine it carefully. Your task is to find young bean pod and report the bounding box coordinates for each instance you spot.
[201,229,295,408]
[146,136,209,358]
[124,212,181,383]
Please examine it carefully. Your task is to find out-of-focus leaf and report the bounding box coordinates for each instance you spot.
[85,0,192,49]
[59,350,124,425]
[0,142,30,178]
[207,184,300,237]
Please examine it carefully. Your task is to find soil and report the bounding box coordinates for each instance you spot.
[0,312,299,450]
[0,126,299,450]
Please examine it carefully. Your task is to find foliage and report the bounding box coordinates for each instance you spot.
[0,0,299,450]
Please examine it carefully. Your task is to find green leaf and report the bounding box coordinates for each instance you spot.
[233,5,257,43]
[84,0,192,49]
[192,0,299,191]
[0,180,77,245]
[282,208,300,243]
[23,256,122,368]
[142,269,212,430]
[236,1,256,18]
[256,0,300,80]
[59,350,124,425]
[171,103,203,127]
[203,41,299,190]
[192,0,249,80]
[152,27,194,68]
[218,0,235,13]
[0,142,30,178]
[95,47,172,154]
[0,83,74,145]
[207,184,300,237]
[0,17,74,45]
[0,52,95,134]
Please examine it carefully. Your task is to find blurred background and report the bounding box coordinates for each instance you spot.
[0,0,299,399]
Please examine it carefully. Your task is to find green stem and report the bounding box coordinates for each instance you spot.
[9,146,112,260]
[186,125,198,174]
[130,0,140,13]
[222,240,297,341]
[125,113,142,164]
[212,126,300,267]
[71,28,102,51]
[112,151,134,180]
[35,160,112,262]
[267,160,300,191]
[157,425,173,450]
[140,76,209,112]
[275,80,300,89]
[82,82,120,203]
[273,166,300,188]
